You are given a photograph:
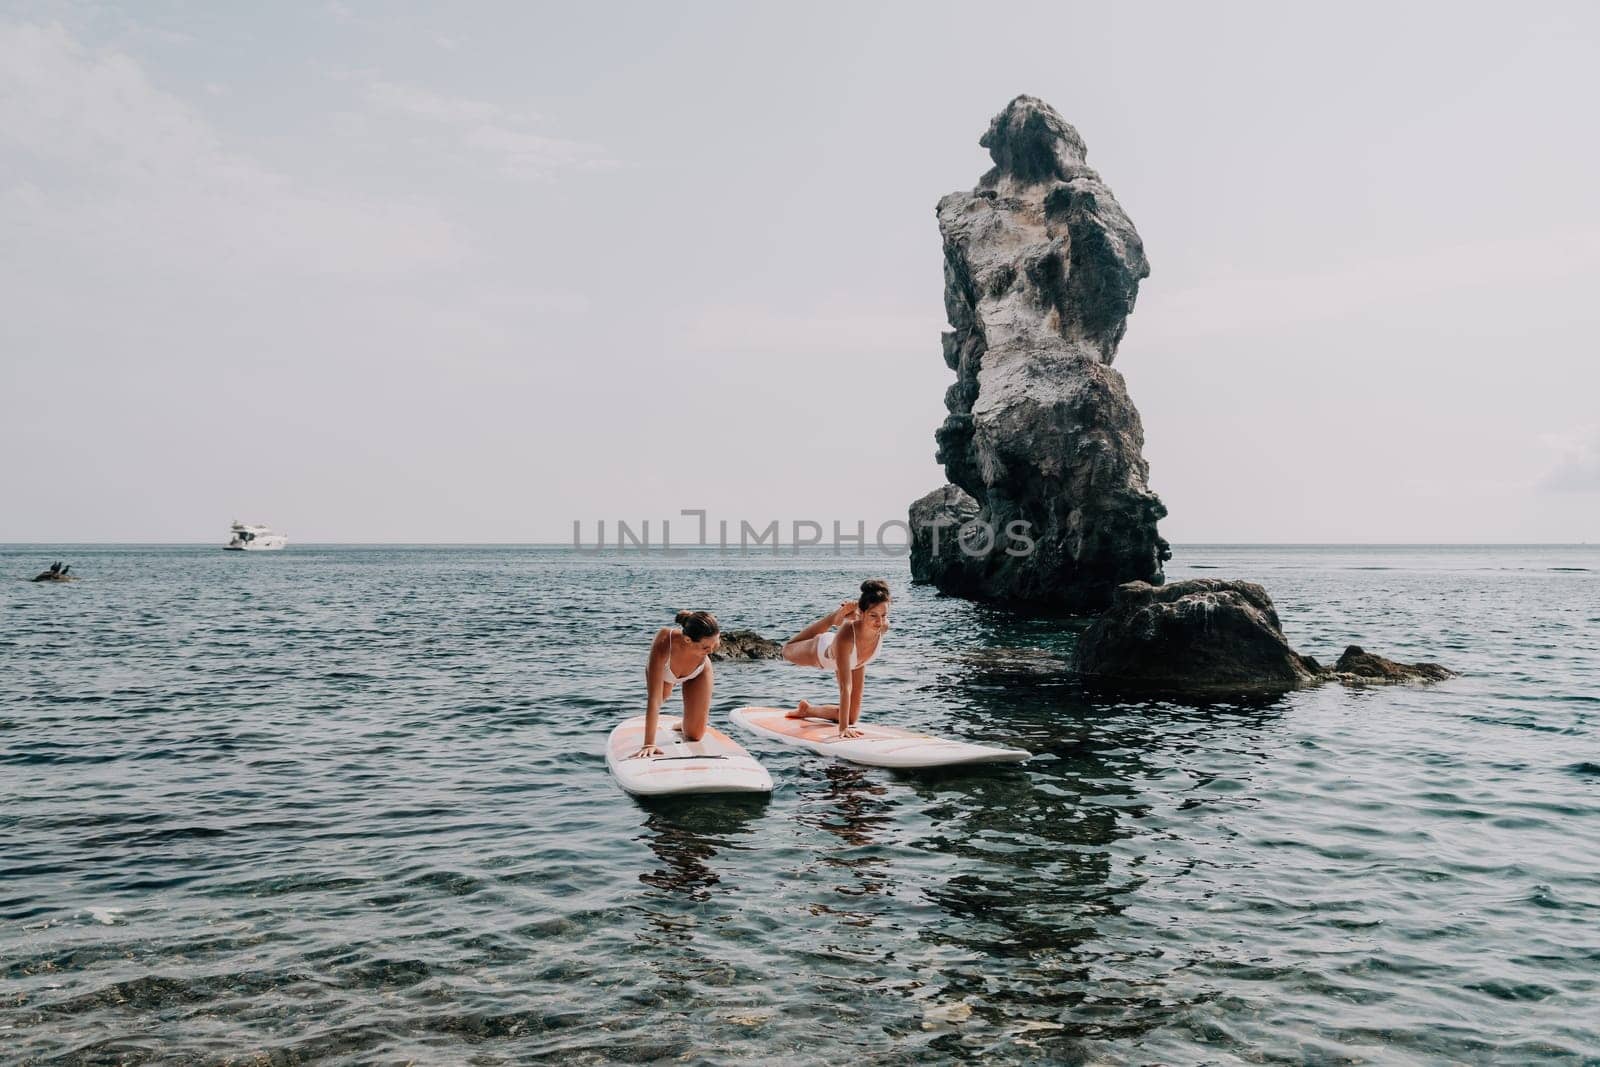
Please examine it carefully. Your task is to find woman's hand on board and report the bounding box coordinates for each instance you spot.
[630,744,664,759]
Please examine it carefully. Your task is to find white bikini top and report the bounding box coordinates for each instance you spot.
[819,628,882,671]
[661,628,708,685]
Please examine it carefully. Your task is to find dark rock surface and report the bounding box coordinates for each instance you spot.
[909,95,1168,613]
[1331,645,1456,686]
[1074,580,1457,697]
[908,484,981,585]
[710,630,783,662]
[1075,579,1319,696]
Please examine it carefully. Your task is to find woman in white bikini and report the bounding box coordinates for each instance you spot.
[633,610,720,759]
[780,579,891,739]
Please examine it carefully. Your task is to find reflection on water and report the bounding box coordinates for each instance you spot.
[798,762,893,849]
[904,600,1298,1054]
[795,762,893,926]
[635,796,769,905]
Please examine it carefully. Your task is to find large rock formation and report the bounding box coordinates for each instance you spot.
[1075,579,1457,697]
[909,95,1168,613]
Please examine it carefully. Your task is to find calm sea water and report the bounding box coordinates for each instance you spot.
[2,544,1597,1064]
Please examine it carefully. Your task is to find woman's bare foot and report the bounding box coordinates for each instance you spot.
[787,701,841,722]
[832,600,860,626]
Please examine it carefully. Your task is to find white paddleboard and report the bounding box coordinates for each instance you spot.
[606,716,773,797]
[729,706,1031,770]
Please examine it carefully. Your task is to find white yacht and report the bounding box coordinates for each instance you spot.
[224,521,288,551]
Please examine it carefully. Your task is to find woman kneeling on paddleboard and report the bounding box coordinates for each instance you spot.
[780,579,891,739]
[634,610,720,759]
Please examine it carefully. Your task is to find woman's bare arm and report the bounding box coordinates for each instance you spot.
[638,629,669,757]
[833,623,861,738]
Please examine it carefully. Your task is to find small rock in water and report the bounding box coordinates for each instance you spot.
[1073,581,1457,697]
[31,561,77,582]
[1331,645,1456,686]
[710,630,782,662]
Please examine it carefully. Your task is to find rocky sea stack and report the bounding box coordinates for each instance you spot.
[908,97,1456,695]
[909,95,1168,613]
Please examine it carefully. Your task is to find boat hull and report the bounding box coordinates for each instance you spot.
[223,537,288,551]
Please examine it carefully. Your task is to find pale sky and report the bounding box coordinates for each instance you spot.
[3,1,1598,543]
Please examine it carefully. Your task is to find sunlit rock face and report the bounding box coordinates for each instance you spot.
[910,95,1168,612]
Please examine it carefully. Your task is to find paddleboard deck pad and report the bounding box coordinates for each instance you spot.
[729,706,1030,769]
[606,716,773,796]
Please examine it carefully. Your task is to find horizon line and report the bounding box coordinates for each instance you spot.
[0,541,1593,549]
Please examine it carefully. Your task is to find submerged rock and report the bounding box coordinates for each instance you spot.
[909,95,1168,613]
[711,630,783,662]
[1331,645,1456,686]
[1075,579,1318,696]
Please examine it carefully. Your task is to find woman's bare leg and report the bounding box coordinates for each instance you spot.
[657,681,682,736]
[680,670,711,741]
[782,635,824,668]
[782,602,855,666]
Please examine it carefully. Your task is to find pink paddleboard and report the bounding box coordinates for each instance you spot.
[729,706,1030,770]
